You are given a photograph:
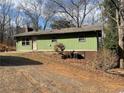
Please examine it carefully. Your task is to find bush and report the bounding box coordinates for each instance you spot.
[54,43,65,54]
[61,51,74,59]
[104,25,118,51]
[92,49,119,71]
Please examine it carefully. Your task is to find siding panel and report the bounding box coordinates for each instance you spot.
[36,37,97,51]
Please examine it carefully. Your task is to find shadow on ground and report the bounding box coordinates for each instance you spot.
[0,56,43,66]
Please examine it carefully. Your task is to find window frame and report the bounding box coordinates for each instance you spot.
[51,37,57,42]
[78,35,86,42]
[22,37,30,46]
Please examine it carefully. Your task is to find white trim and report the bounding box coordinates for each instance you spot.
[16,50,33,52]
[17,48,97,52]
[17,50,97,52]
[30,49,97,52]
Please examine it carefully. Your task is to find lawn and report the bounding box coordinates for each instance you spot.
[0,52,124,93]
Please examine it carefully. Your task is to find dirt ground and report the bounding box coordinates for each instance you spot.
[0,52,124,93]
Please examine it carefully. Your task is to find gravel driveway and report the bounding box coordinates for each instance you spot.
[0,52,123,93]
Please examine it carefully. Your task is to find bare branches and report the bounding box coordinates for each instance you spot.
[19,0,43,31]
[51,0,98,27]
[52,0,77,23]
[41,0,57,30]
[111,0,119,11]
[0,0,13,43]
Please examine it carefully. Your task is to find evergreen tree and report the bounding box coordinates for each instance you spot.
[103,0,118,51]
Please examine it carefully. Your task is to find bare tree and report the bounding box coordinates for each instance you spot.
[118,0,124,68]
[41,0,58,30]
[103,0,124,68]
[0,0,13,43]
[51,0,98,27]
[108,0,124,68]
[19,0,44,31]
[11,8,23,34]
[14,9,23,28]
[13,7,33,33]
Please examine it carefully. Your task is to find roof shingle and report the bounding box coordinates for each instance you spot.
[14,25,102,37]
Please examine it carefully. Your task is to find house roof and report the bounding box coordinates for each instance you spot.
[14,25,102,37]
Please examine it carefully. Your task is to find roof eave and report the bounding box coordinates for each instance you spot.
[14,30,101,37]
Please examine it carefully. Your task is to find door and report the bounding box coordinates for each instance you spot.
[32,37,37,51]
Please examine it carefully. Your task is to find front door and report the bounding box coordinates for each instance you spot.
[32,37,37,51]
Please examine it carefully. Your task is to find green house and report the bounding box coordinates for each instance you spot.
[14,25,102,58]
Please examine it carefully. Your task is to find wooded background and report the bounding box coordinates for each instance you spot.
[0,0,124,68]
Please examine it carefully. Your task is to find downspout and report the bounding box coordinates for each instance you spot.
[97,31,99,51]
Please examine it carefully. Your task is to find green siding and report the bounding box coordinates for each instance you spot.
[16,40,32,51]
[16,32,99,51]
[37,39,54,51]
[37,37,97,51]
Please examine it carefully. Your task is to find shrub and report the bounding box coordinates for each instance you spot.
[61,51,74,59]
[92,49,119,71]
[61,51,84,59]
[54,43,65,54]
[104,25,118,51]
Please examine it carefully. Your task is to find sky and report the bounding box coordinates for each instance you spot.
[8,0,46,28]
[10,0,102,29]
[13,0,20,6]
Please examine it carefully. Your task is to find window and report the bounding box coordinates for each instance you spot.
[52,37,57,42]
[79,36,86,42]
[22,38,30,46]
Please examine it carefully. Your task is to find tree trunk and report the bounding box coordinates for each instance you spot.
[119,0,124,68]
[43,20,48,30]
[0,32,4,43]
[118,26,124,68]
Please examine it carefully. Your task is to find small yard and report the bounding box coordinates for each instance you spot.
[0,52,124,93]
